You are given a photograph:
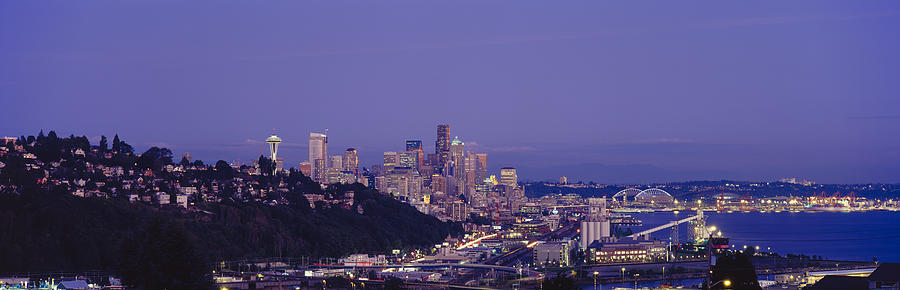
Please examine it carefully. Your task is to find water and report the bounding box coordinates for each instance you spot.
[628,211,900,262]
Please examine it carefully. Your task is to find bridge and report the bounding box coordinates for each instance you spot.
[627,210,705,241]
[311,263,541,276]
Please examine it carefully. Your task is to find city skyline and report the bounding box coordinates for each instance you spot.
[3,2,900,289]
[2,1,900,183]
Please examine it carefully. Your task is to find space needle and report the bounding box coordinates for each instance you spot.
[265,133,282,175]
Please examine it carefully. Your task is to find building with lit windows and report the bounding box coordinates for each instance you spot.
[500,167,518,188]
[406,140,424,170]
[309,132,327,181]
[534,241,573,267]
[586,239,668,263]
[342,148,358,175]
[435,124,451,170]
[383,152,399,168]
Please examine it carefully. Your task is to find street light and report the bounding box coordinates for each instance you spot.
[709,279,731,289]
[621,267,625,283]
[593,271,599,290]
[633,273,639,290]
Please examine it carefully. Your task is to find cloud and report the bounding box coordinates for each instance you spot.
[241,138,306,148]
[636,138,696,144]
[145,142,174,148]
[704,11,898,29]
[463,141,537,153]
[847,115,900,120]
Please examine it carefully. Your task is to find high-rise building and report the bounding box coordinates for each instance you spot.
[431,174,447,195]
[449,137,466,195]
[406,140,422,152]
[463,153,477,200]
[383,152,399,168]
[309,132,327,164]
[309,132,328,182]
[475,153,488,183]
[313,159,327,183]
[406,140,425,170]
[398,152,416,168]
[435,124,451,169]
[500,167,518,188]
[330,155,343,171]
[342,148,359,175]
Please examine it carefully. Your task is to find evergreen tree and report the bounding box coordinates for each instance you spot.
[112,134,121,152]
[214,160,234,180]
[99,135,108,153]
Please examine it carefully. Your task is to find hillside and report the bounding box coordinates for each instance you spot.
[0,132,462,275]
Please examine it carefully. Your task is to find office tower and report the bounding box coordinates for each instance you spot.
[342,148,359,175]
[308,132,327,162]
[426,153,439,167]
[448,200,468,222]
[449,137,465,196]
[475,153,488,183]
[313,159,327,183]
[500,167,518,188]
[330,155,343,171]
[435,124,451,170]
[398,152,416,168]
[266,134,282,174]
[431,174,447,195]
[383,152,399,168]
[463,153,477,200]
[309,132,327,181]
[406,140,425,170]
[406,140,422,152]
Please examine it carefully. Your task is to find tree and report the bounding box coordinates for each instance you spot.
[112,134,121,153]
[99,135,108,153]
[384,277,403,290]
[136,147,174,172]
[257,155,273,175]
[213,160,234,180]
[118,218,215,290]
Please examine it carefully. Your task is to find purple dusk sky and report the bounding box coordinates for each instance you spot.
[2,1,899,184]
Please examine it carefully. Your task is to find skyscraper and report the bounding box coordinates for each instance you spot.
[449,137,466,196]
[383,152,399,168]
[500,167,518,188]
[342,148,359,175]
[406,140,422,152]
[475,153,488,183]
[398,152,416,168]
[309,132,327,182]
[308,132,327,164]
[329,155,343,171]
[435,124,451,169]
[406,140,424,170]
